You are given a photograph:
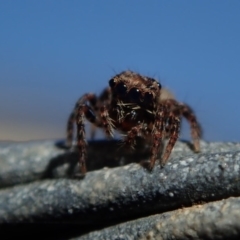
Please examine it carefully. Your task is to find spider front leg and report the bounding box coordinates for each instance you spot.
[76,102,100,174]
[90,87,112,140]
[66,112,75,148]
[149,106,165,170]
[122,124,145,150]
[66,93,97,148]
[67,93,98,174]
[99,105,115,138]
[161,114,180,166]
[76,105,88,174]
[180,103,202,152]
[165,99,202,152]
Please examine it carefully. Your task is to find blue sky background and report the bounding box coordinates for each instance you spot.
[0,1,240,142]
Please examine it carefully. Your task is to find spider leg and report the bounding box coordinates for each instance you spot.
[90,87,112,139]
[163,99,202,152]
[66,93,97,147]
[100,105,115,137]
[180,103,202,152]
[149,106,165,170]
[66,111,75,148]
[67,93,99,174]
[76,105,88,174]
[99,87,112,103]
[122,124,145,150]
[161,114,180,166]
[77,102,102,174]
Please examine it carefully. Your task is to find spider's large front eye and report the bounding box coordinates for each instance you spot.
[144,92,153,102]
[129,88,141,101]
[115,82,127,95]
[109,78,116,88]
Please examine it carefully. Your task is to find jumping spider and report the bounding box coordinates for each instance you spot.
[66,70,202,174]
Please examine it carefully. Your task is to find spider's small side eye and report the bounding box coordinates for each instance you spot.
[109,78,116,88]
[115,82,127,95]
[157,82,161,89]
[148,78,161,90]
[129,88,141,100]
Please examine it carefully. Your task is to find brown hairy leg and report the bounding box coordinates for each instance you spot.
[71,93,99,174]
[122,124,145,150]
[161,114,180,166]
[149,105,165,170]
[90,87,112,140]
[99,105,114,138]
[164,99,202,152]
[180,103,202,152]
[66,93,97,148]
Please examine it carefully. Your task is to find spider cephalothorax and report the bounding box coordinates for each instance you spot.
[66,70,202,174]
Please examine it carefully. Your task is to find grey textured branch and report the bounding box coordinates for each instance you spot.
[77,197,240,240]
[0,140,240,239]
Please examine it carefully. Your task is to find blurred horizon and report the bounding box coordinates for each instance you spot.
[1,1,240,142]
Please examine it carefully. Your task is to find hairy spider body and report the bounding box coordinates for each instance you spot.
[66,71,202,174]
